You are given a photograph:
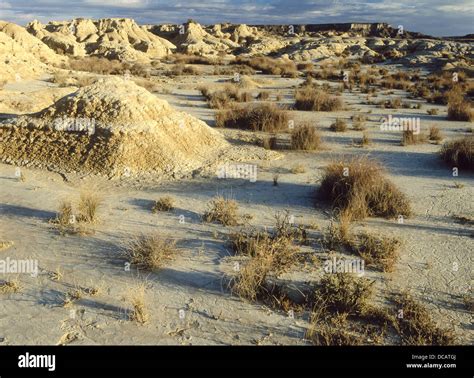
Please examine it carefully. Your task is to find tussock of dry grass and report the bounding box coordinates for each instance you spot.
[234,56,298,77]
[394,293,456,345]
[318,157,412,220]
[201,84,253,109]
[401,130,428,146]
[127,284,149,324]
[290,124,321,150]
[295,88,343,111]
[352,114,367,130]
[317,273,374,315]
[291,164,306,174]
[168,64,200,76]
[428,126,443,142]
[0,279,21,294]
[203,196,239,226]
[440,136,474,170]
[354,232,401,272]
[215,103,289,132]
[125,233,178,270]
[330,118,347,132]
[152,196,174,212]
[447,90,474,122]
[306,312,361,346]
[77,192,102,223]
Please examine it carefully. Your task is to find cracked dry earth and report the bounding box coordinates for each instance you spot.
[0,72,473,345]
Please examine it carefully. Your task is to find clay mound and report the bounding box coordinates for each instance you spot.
[27,18,175,62]
[0,21,66,81]
[0,77,229,178]
[0,21,66,66]
[152,21,238,56]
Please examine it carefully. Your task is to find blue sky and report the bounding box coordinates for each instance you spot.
[0,0,473,36]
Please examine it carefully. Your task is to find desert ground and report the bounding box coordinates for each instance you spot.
[0,19,473,345]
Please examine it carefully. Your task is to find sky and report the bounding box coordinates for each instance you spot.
[0,0,473,37]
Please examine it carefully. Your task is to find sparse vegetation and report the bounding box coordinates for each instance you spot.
[77,192,102,223]
[428,126,443,142]
[290,124,321,150]
[402,130,428,145]
[152,196,175,212]
[318,157,411,220]
[440,136,474,170]
[215,103,289,132]
[354,232,401,272]
[127,283,149,324]
[330,118,347,132]
[394,293,456,345]
[125,233,178,270]
[0,279,21,294]
[291,163,306,174]
[295,88,343,111]
[203,196,239,226]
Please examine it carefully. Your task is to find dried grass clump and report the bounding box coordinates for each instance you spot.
[291,163,306,174]
[203,196,239,226]
[230,254,273,301]
[354,232,401,272]
[317,273,374,315]
[440,136,474,170]
[125,233,177,271]
[0,279,21,294]
[330,118,347,132]
[152,196,175,212]
[394,293,456,345]
[290,124,321,150]
[322,212,352,250]
[428,126,443,142]
[127,283,149,324]
[401,130,428,146]
[201,84,253,109]
[318,157,411,220]
[352,114,367,130]
[447,88,473,122]
[69,56,124,74]
[306,312,361,346]
[77,192,102,223]
[168,64,200,76]
[234,56,298,77]
[215,103,289,132]
[295,88,343,111]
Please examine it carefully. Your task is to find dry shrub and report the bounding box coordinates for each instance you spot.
[330,118,347,132]
[322,211,352,250]
[127,283,149,324]
[395,293,456,345]
[317,273,374,315]
[428,126,443,142]
[230,254,273,301]
[360,132,371,146]
[152,196,175,212]
[354,232,400,272]
[291,163,306,174]
[168,64,200,76]
[297,62,314,71]
[234,56,298,77]
[69,56,125,74]
[171,53,217,65]
[427,108,438,115]
[257,91,270,101]
[56,201,74,228]
[448,100,474,122]
[440,136,474,170]
[77,192,102,223]
[306,312,361,346]
[216,103,289,132]
[202,84,253,109]
[290,124,321,150]
[352,114,367,130]
[125,233,177,271]
[213,65,255,76]
[318,157,411,220]
[132,78,158,93]
[203,196,239,226]
[0,279,21,294]
[295,88,343,112]
[401,130,428,146]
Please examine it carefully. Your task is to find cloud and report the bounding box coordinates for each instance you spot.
[0,0,472,36]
